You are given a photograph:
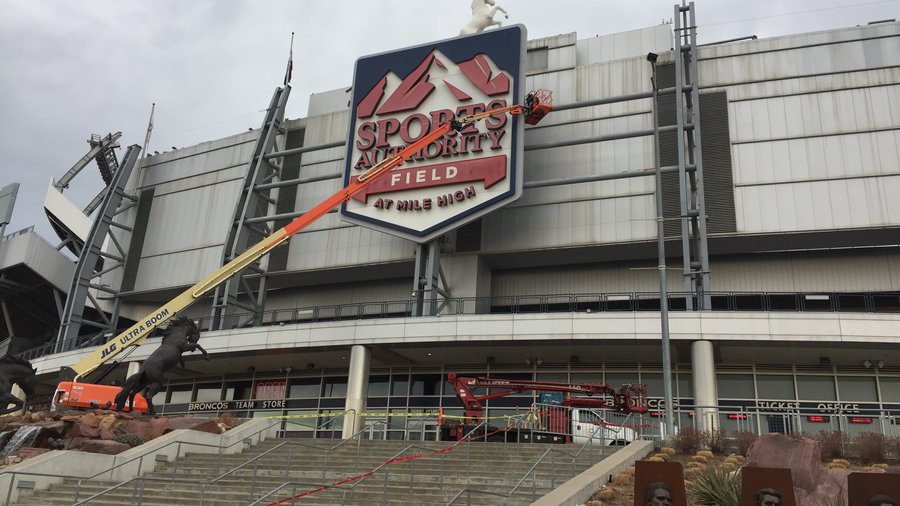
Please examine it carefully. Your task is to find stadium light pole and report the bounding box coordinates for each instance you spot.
[647,51,676,440]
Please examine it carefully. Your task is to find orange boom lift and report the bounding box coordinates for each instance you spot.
[65,91,553,386]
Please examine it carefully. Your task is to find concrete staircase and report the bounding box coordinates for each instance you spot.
[12,438,618,505]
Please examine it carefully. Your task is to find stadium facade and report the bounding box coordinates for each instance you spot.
[2,7,900,440]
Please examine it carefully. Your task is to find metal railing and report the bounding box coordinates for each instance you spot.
[22,290,900,361]
[671,404,900,442]
[14,406,900,505]
[66,414,366,505]
[249,417,457,505]
[1,416,280,505]
[445,422,616,505]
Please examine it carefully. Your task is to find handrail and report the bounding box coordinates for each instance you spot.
[249,441,448,505]
[0,417,278,480]
[0,417,284,505]
[571,422,607,459]
[72,475,209,506]
[445,487,511,504]
[208,441,290,483]
[253,421,487,505]
[445,419,622,505]
[65,414,358,505]
[247,479,366,506]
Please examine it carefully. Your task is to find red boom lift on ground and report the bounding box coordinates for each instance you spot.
[441,372,648,444]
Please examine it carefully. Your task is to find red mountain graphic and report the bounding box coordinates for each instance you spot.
[356,51,511,119]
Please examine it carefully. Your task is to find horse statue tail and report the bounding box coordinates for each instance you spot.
[114,371,144,412]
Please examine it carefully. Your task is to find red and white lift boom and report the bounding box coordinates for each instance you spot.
[67,91,554,382]
[448,371,649,423]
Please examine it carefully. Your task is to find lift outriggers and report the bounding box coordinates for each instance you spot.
[65,90,553,384]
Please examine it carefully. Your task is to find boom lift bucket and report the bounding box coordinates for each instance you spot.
[524,89,553,125]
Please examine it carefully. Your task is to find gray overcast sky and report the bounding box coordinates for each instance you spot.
[1,0,897,242]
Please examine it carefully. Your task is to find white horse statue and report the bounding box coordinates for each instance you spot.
[460,0,509,36]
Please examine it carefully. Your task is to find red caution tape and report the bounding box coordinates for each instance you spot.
[266,426,510,505]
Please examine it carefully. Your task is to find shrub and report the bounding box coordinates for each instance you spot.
[816,430,848,459]
[829,459,850,469]
[733,430,758,456]
[885,436,900,461]
[612,472,631,486]
[704,429,727,454]
[724,456,743,466]
[686,462,707,472]
[687,466,740,506]
[675,427,704,454]
[854,432,886,464]
[114,433,148,448]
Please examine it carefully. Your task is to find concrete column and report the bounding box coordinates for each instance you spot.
[691,340,719,432]
[342,345,370,439]
[1,299,14,337]
[126,361,141,378]
[10,384,26,416]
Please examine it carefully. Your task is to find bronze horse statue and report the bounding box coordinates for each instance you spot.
[0,354,37,415]
[115,316,208,414]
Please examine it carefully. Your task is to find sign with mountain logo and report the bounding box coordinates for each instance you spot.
[341,25,527,243]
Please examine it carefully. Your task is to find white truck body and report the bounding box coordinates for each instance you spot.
[530,403,641,445]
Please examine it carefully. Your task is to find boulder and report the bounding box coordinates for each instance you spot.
[164,417,222,434]
[1,456,22,466]
[217,412,236,430]
[66,437,89,450]
[13,447,51,461]
[745,434,859,506]
[745,434,821,493]
[67,422,101,439]
[72,439,130,455]
[79,412,103,428]
[149,417,173,436]
[2,411,240,457]
[34,420,67,439]
[98,414,118,431]
[0,431,14,453]
[98,414,120,440]
[795,468,850,506]
[119,419,164,441]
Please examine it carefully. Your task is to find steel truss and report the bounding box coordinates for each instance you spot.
[166,2,713,327]
[209,87,290,330]
[673,1,711,309]
[412,240,452,317]
[56,145,141,351]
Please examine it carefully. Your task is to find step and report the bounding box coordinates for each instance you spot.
[13,481,556,506]
[12,438,613,506]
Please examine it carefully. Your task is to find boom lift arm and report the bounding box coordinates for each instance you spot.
[69,91,553,382]
[447,372,648,423]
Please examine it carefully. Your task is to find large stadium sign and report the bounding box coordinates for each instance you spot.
[340,25,527,243]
